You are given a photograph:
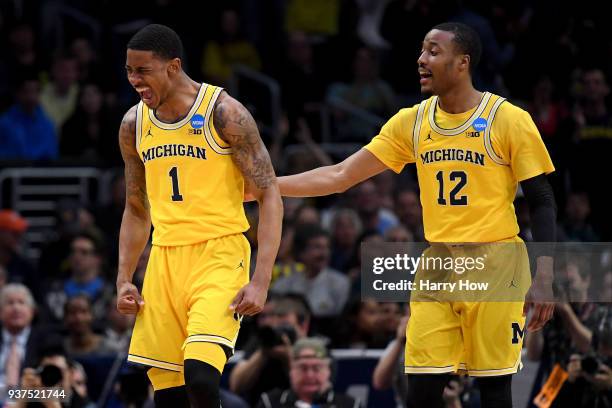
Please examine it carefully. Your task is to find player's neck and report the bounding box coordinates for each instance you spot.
[437,83,483,114]
[154,75,200,123]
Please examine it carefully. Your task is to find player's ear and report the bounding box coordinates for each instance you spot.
[458,54,470,73]
[168,58,181,75]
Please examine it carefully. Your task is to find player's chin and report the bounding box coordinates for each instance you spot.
[420,84,433,94]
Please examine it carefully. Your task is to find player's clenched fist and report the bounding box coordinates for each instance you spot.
[117,281,145,315]
[230,281,268,316]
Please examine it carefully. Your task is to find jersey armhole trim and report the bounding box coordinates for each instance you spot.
[412,100,427,155]
[204,87,233,155]
[483,97,509,166]
[135,101,143,153]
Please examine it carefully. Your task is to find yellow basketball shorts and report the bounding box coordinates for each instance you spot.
[128,233,250,373]
[405,237,530,377]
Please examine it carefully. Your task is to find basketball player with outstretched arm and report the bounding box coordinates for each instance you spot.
[273,23,556,407]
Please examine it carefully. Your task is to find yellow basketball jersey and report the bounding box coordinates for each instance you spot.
[365,92,555,243]
[135,84,249,246]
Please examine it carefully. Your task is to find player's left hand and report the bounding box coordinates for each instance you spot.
[524,276,555,332]
[230,281,268,316]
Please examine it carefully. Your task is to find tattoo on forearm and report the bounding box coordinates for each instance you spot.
[214,95,275,190]
[119,106,150,211]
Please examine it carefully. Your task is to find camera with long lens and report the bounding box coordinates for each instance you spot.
[258,324,297,349]
[36,364,63,387]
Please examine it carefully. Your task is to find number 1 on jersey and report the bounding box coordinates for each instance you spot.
[169,166,183,201]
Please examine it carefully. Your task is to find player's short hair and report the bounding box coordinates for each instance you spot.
[127,24,183,61]
[432,22,481,74]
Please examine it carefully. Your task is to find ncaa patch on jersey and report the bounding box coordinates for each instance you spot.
[191,114,204,129]
[472,117,487,132]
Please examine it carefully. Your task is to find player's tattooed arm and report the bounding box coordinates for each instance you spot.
[214,91,283,316]
[118,106,149,216]
[117,105,150,314]
[213,91,276,193]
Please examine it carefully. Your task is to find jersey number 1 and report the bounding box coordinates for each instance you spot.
[436,170,467,205]
[169,167,183,201]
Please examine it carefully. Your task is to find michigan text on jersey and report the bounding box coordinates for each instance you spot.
[420,148,485,166]
[141,144,206,163]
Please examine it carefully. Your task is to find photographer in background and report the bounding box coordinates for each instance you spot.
[230,294,311,406]
[257,337,360,408]
[553,307,612,407]
[17,345,95,408]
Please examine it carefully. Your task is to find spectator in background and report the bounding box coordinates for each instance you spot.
[394,189,424,242]
[0,210,39,299]
[384,225,413,242]
[44,231,113,324]
[92,173,125,267]
[526,256,603,403]
[373,312,409,406]
[231,295,311,406]
[293,204,320,227]
[69,360,96,408]
[272,221,304,284]
[285,0,341,38]
[380,0,440,98]
[0,284,46,390]
[63,294,114,358]
[272,224,350,318]
[70,37,107,89]
[327,46,395,142]
[558,192,599,242]
[0,265,6,290]
[334,297,385,349]
[38,199,99,281]
[352,180,398,236]
[0,75,57,160]
[572,68,612,240]
[379,303,403,343]
[0,23,43,109]
[104,296,135,353]
[277,32,328,144]
[329,209,362,273]
[60,83,121,166]
[372,170,396,210]
[201,8,261,87]
[40,54,80,133]
[257,337,361,408]
[19,344,95,408]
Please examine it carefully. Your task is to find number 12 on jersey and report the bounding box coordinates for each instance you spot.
[168,166,183,201]
[436,170,467,206]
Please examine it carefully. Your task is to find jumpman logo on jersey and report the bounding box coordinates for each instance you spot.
[145,128,154,138]
[425,133,433,142]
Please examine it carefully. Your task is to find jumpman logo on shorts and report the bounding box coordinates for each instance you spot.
[508,279,517,288]
[236,260,244,269]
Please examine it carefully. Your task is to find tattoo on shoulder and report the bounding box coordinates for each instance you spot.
[213,95,276,190]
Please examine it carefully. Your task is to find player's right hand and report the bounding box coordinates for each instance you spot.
[117,281,145,315]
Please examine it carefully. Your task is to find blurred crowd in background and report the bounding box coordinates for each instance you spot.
[1,0,612,407]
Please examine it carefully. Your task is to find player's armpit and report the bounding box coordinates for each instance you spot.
[212,91,277,198]
[118,105,150,216]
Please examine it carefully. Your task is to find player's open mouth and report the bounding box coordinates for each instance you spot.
[419,71,432,84]
[138,88,153,103]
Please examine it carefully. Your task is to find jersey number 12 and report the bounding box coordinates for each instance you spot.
[436,170,467,205]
